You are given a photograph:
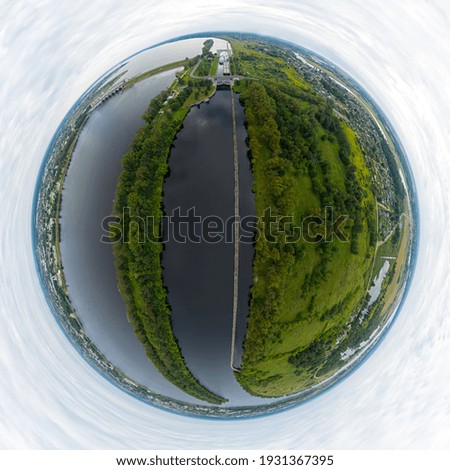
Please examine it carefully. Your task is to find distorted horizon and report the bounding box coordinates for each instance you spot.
[1,0,449,449]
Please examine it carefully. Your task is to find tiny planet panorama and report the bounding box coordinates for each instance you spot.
[34,33,417,418]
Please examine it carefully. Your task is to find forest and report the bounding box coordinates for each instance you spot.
[231,38,378,397]
[113,76,225,405]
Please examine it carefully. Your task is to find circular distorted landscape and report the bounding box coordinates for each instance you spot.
[34,33,417,418]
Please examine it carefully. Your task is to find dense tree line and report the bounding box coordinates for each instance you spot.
[288,339,326,371]
[113,82,225,405]
[202,39,214,56]
[225,37,403,398]
[236,82,297,388]
[235,80,338,391]
[236,72,374,395]
[195,40,215,77]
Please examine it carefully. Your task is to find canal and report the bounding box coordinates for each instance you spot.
[59,70,208,404]
[162,89,257,402]
[60,62,274,405]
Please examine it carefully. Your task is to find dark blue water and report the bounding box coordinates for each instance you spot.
[162,89,257,402]
[59,71,212,404]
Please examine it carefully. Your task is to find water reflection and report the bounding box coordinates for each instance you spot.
[162,90,265,404]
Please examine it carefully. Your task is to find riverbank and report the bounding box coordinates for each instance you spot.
[113,69,226,405]
[224,35,411,398]
[33,33,417,417]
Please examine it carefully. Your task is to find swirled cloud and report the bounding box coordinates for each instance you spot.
[1,0,449,449]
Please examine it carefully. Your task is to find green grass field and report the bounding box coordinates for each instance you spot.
[230,38,379,397]
[211,56,219,76]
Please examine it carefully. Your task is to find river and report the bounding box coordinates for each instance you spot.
[60,74,275,405]
[162,89,260,403]
[59,70,210,404]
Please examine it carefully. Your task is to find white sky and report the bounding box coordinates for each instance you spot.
[0,0,450,449]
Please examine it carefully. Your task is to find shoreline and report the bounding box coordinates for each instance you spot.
[32,33,419,418]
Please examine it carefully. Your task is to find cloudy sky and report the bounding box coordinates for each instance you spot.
[1,0,450,449]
